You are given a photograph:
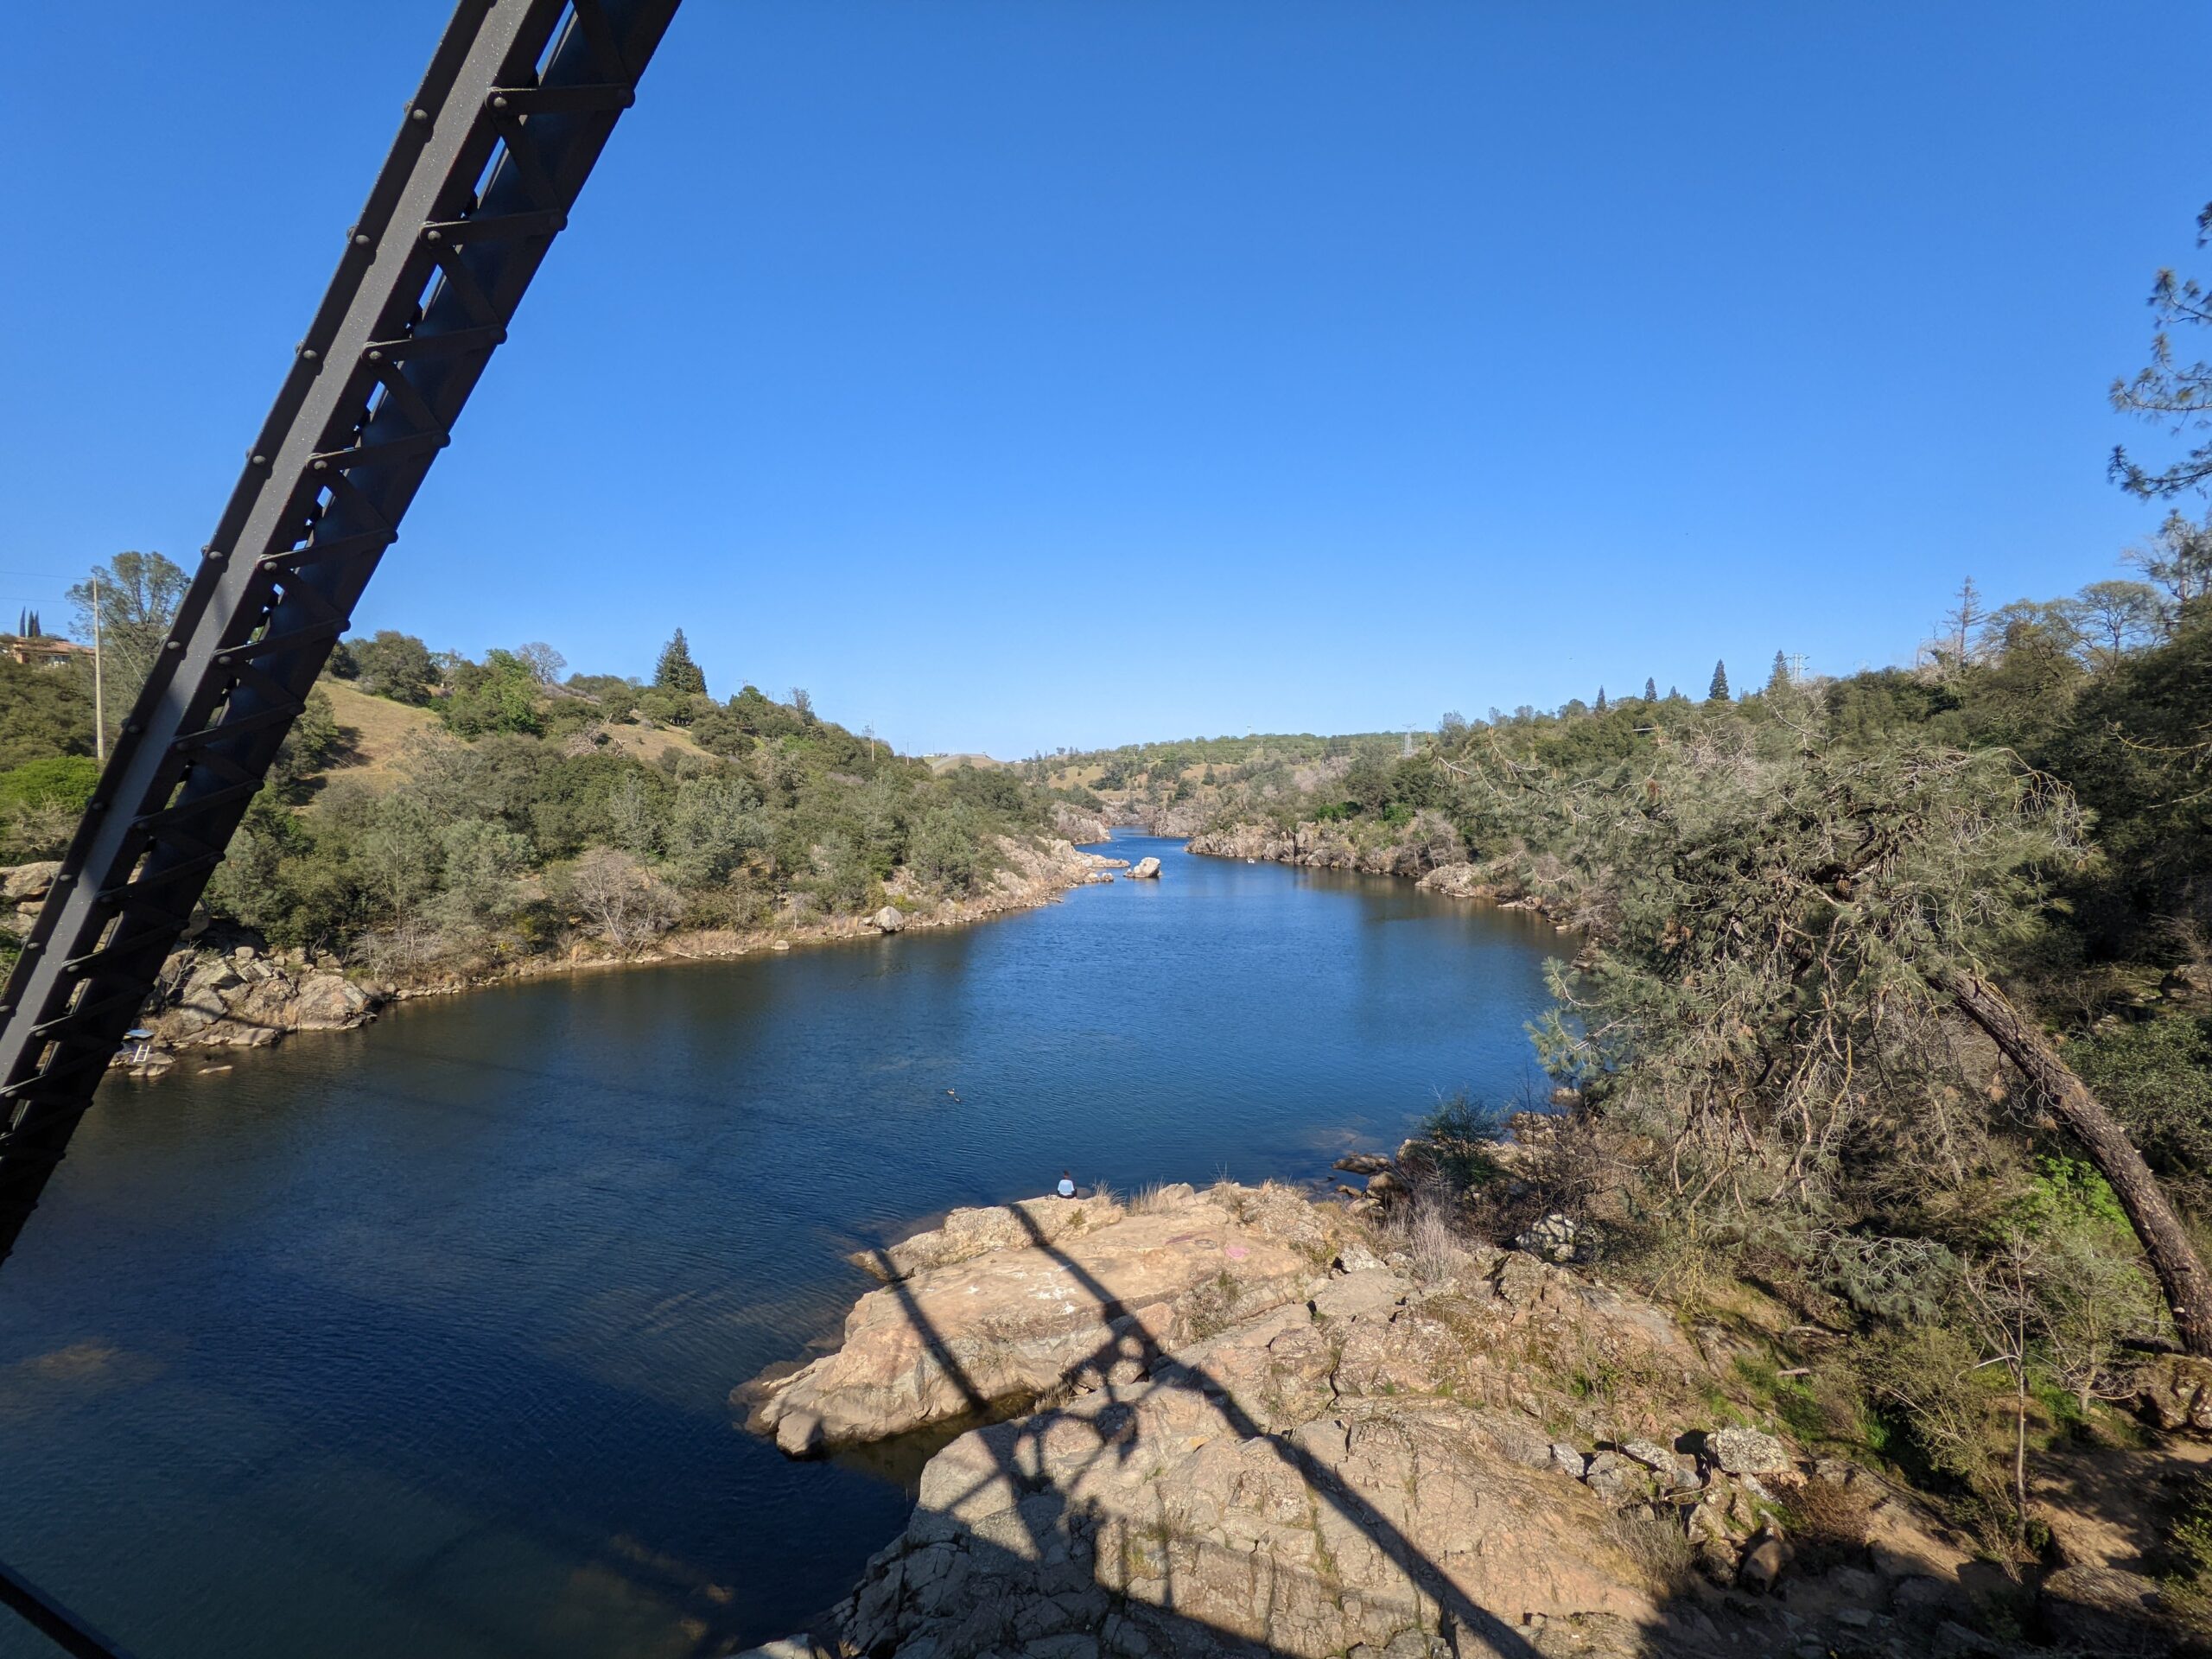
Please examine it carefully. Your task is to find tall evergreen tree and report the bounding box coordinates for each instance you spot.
[1768,650,1790,693]
[655,628,708,697]
[1643,677,1657,702]
[1594,686,1608,714]
[2110,199,2212,500]
[1707,659,1731,702]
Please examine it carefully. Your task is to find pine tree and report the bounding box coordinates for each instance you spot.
[1643,677,1657,702]
[1707,660,1731,702]
[654,628,707,696]
[1941,577,1986,667]
[1768,650,1790,693]
[1595,686,1608,714]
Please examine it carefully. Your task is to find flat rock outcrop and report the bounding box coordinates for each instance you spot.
[744,1186,1327,1455]
[742,1185,2019,1659]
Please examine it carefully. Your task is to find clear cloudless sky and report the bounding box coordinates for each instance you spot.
[3,3,2207,757]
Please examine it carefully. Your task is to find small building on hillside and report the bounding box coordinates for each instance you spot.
[3,612,89,669]
[1,633,90,670]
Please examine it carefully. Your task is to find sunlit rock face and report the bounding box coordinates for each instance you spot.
[741,1185,2005,1659]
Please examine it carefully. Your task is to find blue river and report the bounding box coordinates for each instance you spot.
[0,833,1566,1657]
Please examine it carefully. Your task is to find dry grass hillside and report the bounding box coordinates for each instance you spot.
[318,681,709,790]
[317,682,439,786]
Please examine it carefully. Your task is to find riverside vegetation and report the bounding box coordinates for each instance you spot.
[0,599,1116,1064]
[728,221,2212,1656]
[727,593,2212,1653]
[1151,562,2212,1643]
[10,206,2212,1657]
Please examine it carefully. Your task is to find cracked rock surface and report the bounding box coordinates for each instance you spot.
[737,1184,2044,1659]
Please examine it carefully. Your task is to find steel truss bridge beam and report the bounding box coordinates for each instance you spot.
[0,0,680,1272]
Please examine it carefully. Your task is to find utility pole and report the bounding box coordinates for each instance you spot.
[90,572,104,765]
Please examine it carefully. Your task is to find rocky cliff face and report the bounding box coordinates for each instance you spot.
[739,1185,2012,1659]
[1049,804,1117,845]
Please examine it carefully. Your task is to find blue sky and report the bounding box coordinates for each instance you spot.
[3,3,2206,757]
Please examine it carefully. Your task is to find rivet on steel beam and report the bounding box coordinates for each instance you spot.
[205,549,226,563]
[249,454,267,466]
[366,349,384,362]
[492,95,509,110]
[216,655,232,667]
[261,559,281,573]
[164,641,183,652]
[352,233,372,246]
[424,228,443,242]
[311,460,328,473]
[300,348,319,362]
[124,723,142,734]
[411,108,430,123]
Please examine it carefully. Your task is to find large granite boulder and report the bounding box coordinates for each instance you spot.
[144,948,384,1051]
[741,1184,1993,1659]
[744,1187,1327,1455]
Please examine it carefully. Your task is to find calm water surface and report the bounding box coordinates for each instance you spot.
[0,835,1566,1658]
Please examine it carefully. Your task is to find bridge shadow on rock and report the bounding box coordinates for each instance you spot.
[798,1209,1745,1659]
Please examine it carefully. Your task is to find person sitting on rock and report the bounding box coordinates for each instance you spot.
[1056,1171,1076,1198]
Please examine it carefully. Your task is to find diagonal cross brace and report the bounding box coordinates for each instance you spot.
[0,0,682,1269]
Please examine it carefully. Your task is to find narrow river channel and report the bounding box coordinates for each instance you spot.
[0,834,1567,1658]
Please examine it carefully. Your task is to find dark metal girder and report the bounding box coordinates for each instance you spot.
[0,0,683,1273]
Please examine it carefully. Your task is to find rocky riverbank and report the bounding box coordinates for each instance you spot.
[732,1183,2193,1659]
[4,836,1127,1078]
[1186,817,1549,906]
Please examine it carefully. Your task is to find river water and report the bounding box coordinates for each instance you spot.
[0,834,1566,1659]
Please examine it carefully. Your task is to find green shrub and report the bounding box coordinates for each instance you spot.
[0,754,99,814]
[2074,1016,2212,1206]
[437,650,542,737]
